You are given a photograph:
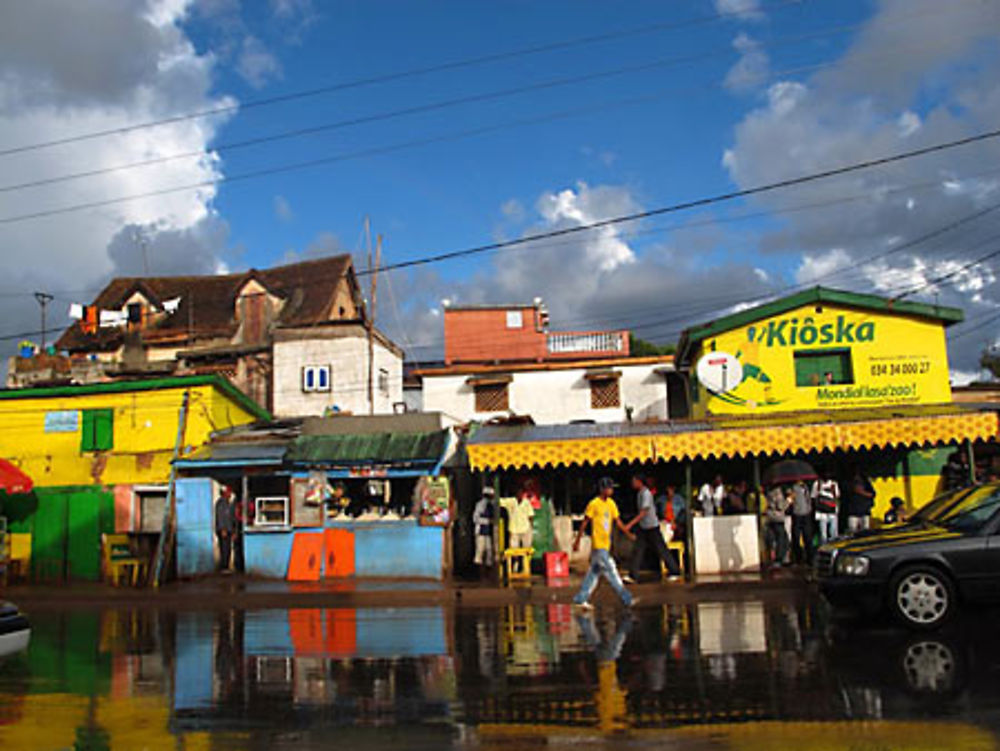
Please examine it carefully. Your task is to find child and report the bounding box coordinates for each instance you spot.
[884,497,908,525]
[572,477,637,610]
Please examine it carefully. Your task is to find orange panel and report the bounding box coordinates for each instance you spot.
[325,608,357,656]
[289,609,325,655]
[288,532,324,582]
[323,528,355,578]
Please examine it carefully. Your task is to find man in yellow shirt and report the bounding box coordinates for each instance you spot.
[572,477,637,609]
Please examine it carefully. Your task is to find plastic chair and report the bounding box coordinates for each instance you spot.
[102,534,146,586]
[503,547,534,583]
[661,540,686,578]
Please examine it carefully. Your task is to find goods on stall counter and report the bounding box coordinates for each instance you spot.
[416,476,452,524]
[304,470,333,507]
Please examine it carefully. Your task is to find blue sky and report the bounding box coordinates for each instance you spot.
[1,0,1000,373]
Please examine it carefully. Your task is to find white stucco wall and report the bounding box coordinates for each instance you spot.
[420,362,671,424]
[273,334,403,417]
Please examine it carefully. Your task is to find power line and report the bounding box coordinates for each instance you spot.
[359,127,1000,278]
[0,17,879,195]
[0,0,813,159]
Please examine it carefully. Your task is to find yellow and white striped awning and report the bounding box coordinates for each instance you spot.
[467,407,999,471]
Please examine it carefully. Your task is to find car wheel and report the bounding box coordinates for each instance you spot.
[890,566,955,630]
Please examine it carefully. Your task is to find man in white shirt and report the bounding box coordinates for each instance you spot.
[698,475,725,516]
[811,473,841,544]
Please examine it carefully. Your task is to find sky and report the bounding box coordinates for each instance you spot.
[1,0,1000,379]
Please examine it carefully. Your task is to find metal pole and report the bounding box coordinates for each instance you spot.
[685,462,694,579]
[34,292,54,350]
[152,390,191,587]
[966,439,977,485]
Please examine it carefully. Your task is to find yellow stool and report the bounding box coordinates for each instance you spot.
[661,540,686,578]
[503,547,534,583]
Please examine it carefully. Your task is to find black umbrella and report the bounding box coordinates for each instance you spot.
[763,459,818,487]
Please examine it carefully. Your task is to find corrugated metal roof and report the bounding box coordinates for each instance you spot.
[178,441,288,467]
[286,429,449,466]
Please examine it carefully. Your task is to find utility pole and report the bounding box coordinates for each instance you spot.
[364,217,381,415]
[132,228,150,276]
[33,291,54,351]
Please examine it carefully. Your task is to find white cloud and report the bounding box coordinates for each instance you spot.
[714,0,765,22]
[795,248,852,284]
[721,0,1000,371]
[897,110,921,137]
[274,194,294,222]
[236,35,282,88]
[0,0,237,341]
[724,33,770,93]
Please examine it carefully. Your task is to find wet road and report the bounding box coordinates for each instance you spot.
[2,595,1000,749]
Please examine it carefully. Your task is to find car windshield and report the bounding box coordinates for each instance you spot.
[917,485,1000,533]
[911,487,977,522]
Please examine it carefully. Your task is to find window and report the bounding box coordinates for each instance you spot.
[794,349,854,387]
[302,365,331,393]
[378,367,390,396]
[506,310,523,329]
[590,378,621,409]
[254,497,290,528]
[136,488,168,533]
[81,408,114,451]
[475,382,509,412]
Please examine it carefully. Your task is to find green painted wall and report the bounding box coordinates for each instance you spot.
[22,486,114,582]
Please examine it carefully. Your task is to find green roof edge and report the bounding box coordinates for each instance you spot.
[0,374,271,421]
[677,287,964,365]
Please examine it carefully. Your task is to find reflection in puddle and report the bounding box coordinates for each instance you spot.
[1,599,999,749]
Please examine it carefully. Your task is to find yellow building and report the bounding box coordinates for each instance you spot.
[468,288,998,522]
[0,375,268,581]
[677,287,960,417]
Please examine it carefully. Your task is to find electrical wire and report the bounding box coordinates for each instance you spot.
[0,0,814,159]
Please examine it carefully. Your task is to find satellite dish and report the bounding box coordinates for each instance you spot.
[696,352,743,395]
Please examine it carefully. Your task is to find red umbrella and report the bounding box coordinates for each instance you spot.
[0,459,32,495]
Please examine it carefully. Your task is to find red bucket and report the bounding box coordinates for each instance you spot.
[544,551,569,580]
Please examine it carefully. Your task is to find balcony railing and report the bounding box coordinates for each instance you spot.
[546,330,628,357]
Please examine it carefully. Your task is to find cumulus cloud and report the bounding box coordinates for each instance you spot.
[381,183,775,360]
[0,0,235,345]
[724,33,770,93]
[721,0,1000,372]
[714,0,765,22]
[236,35,283,89]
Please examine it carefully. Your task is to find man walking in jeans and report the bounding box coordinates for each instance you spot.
[573,477,637,610]
[624,474,681,583]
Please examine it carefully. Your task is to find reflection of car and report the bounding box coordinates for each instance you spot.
[0,601,30,658]
[817,484,1000,629]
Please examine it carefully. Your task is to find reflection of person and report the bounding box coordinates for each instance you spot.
[884,497,908,525]
[698,475,725,516]
[573,477,636,609]
[625,475,680,583]
[473,487,496,571]
[846,471,875,533]
[576,613,632,734]
[215,486,235,572]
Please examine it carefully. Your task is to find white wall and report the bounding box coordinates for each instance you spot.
[420,362,671,424]
[273,334,403,417]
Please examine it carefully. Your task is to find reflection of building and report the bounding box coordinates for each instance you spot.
[15,255,404,418]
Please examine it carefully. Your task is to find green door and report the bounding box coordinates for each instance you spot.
[67,488,113,581]
[31,489,68,582]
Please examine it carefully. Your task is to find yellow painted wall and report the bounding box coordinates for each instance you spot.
[692,303,953,416]
[0,381,260,488]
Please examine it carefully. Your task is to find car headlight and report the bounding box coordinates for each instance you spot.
[835,554,870,577]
